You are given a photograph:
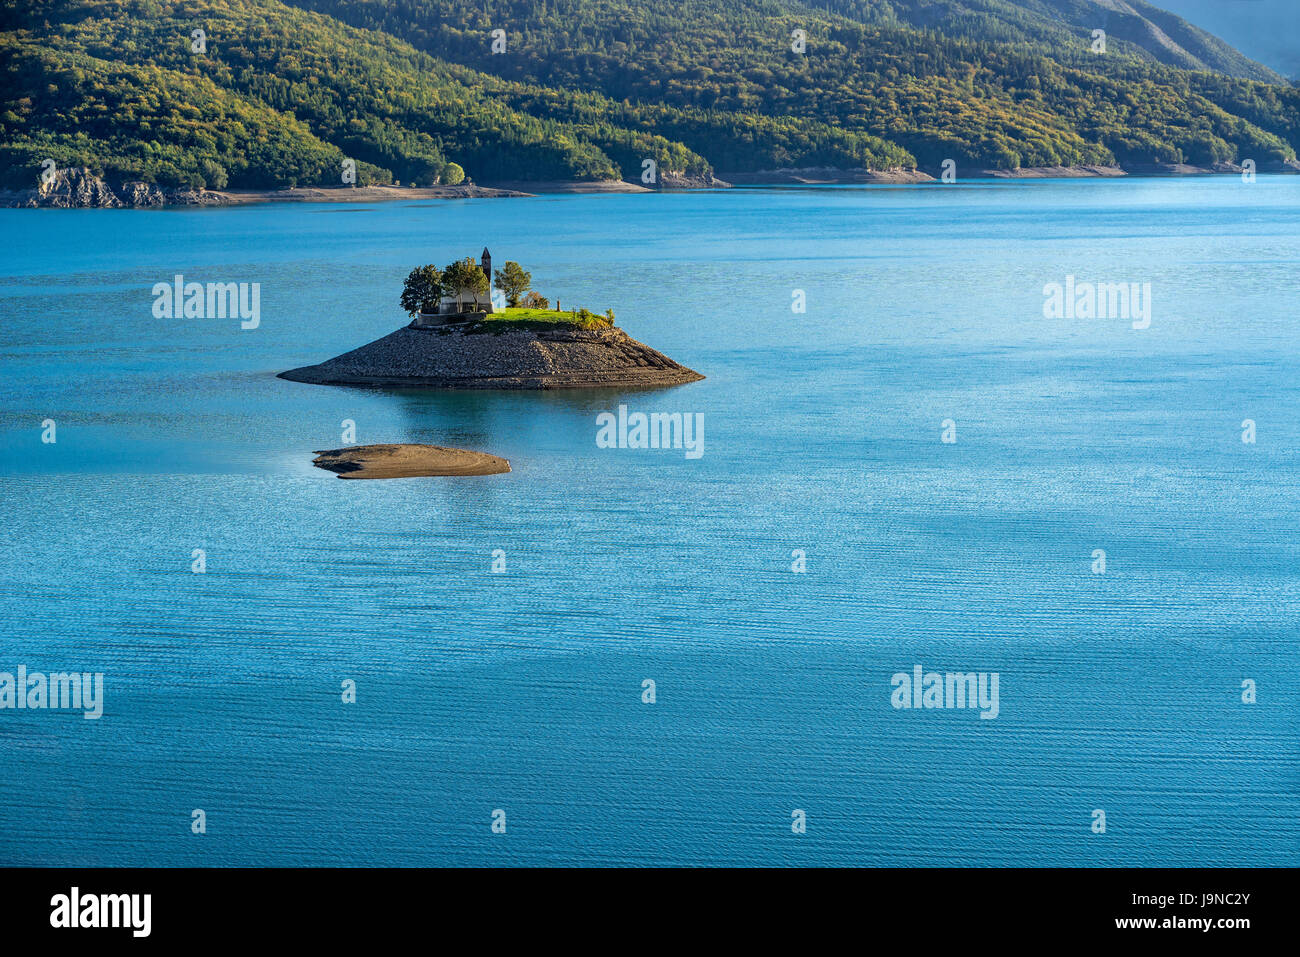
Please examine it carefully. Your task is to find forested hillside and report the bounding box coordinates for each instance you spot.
[2,0,1296,190]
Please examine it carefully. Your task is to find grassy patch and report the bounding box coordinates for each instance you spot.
[469,307,614,332]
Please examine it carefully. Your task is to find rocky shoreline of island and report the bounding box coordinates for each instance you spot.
[280,322,704,391]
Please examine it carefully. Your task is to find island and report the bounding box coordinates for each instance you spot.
[312,444,510,479]
[278,248,704,390]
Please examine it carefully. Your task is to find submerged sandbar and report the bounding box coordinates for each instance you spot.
[312,443,510,479]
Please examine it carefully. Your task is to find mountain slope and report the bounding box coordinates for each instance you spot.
[2,0,1296,191]
[809,0,1283,82]
[284,0,1300,167]
[2,0,916,188]
[1145,0,1300,80]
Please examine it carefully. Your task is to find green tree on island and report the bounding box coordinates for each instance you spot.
[442,163,465,185]
[494,261,531,307]
[400,265,443,316]
[441,257,489,311]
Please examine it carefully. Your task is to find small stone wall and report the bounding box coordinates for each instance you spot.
[410,311,486,328]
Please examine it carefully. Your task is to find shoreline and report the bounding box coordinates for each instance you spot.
[480,179,650,194]
[279,322,705,391]
[721,160,1300,184]
[213,183,532,205]
[7,161,1298,208]
[312,443,510,478]
[0,175,533,209]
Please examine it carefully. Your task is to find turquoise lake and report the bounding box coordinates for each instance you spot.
[0,178,1296,866]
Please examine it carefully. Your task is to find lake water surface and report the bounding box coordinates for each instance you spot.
[1,178,1297,865]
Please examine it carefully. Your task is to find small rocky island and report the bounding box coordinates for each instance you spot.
[279,249,703,390]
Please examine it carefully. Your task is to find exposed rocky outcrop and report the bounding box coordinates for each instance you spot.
[0,167,229,207]
[0,167,528,208]
[7,167,124,207]
[280,322,705,390]
[114,181,168,207]
[658,171,731,189]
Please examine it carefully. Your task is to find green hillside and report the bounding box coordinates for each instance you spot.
[1,0,1296,190]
